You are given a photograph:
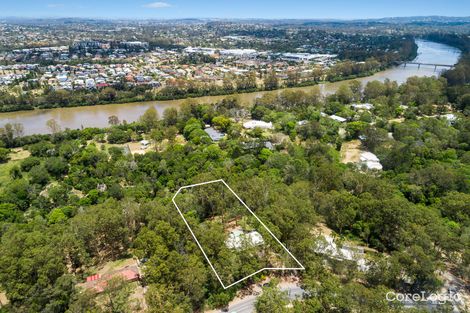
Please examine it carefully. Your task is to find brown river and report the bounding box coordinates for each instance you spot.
[0,40,461,135]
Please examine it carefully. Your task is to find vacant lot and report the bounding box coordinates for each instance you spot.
[340,140,362,164]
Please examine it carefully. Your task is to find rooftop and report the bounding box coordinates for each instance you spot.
[204,127,226,141]
[226,229,264,250]
[243,120,274,129]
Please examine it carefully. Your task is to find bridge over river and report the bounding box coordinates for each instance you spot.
[398,61,455,70]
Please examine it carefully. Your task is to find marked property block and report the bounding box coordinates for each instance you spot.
[172,179,304,289]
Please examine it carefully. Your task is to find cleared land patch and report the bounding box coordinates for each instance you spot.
[340,139,362,164]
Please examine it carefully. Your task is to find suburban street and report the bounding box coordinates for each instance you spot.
[208,283,305,313]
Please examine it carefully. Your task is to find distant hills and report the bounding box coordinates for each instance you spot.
[370,16,470,24]
[1,16,470,25]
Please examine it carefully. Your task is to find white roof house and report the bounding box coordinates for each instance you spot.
[443,113,457,123]
[56,73,68,82]
[351,103,374,110]
[320,112,347,123]
[359,151,383,170]
[315,235,369,271]
[243,120,274,129]
[329,115,347,123]
[226,229,264,249]
[85,78,96,88]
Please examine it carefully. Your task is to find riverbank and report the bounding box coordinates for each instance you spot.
[0,68,380,115]
[0,40,461,135]
[0,64,386,114]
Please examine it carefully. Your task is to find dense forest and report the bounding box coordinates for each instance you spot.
[423,33,470,116]
[0,60,469,312]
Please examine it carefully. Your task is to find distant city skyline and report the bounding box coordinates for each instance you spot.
[1,0,469,20]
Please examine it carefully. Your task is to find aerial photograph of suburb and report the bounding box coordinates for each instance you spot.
[0,0,469,312]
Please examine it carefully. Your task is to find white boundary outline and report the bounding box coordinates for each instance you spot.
[172,179,305,289]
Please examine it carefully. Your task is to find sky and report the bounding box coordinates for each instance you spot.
[0,0,469,20]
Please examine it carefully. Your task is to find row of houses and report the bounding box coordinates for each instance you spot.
[2,43,338,91]
[38,63,158,91]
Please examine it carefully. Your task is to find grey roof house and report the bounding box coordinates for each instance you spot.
[204,127,226,141]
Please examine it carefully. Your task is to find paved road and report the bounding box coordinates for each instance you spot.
[213,285,305,313]
[225,295,256,313]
